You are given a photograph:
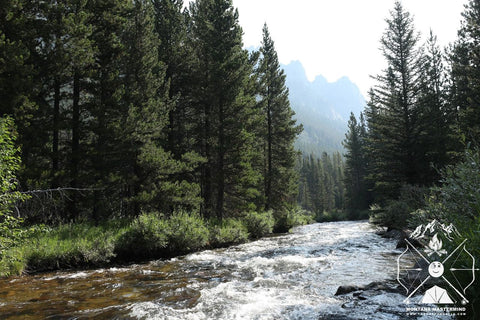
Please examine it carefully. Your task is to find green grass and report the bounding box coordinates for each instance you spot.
[0,209,314,277]
[0,221,127,276]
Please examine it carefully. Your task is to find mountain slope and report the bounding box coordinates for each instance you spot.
[282,60,366,155]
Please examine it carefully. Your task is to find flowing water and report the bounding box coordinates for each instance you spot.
[0,221,426,319]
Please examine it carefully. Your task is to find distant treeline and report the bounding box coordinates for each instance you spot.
[0,0,302,223]
[297,152,347,221]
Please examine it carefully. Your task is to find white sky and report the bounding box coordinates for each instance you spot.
[185,0,466,97]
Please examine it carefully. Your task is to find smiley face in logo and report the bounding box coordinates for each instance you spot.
[428,261,444,278]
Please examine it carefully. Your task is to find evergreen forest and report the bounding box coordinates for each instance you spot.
[0,0,312,275]
[1,1,480,312]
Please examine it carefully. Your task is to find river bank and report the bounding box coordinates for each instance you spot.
[0,221,422,319]
[0,210,313,277]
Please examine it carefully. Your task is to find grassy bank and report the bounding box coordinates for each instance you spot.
[0,208,314,277]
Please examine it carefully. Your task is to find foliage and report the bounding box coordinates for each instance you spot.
[188,0,265,219]
[0,117,29,255]
[117,210,210,258]
[166,210,209,254]
[0,222,122,276]
[297,152,345,218]
[257,23,303,211]
[243,210,275,239]
[316,210,349,223]
[369,185,428,229]
[208,218,249,247]
[343,112,370,217]
[364,1,443,204]
[0,0,303,229]
[410,147,480,229]
[450,0,480,144]
[115,212,170,260]
[273,206,313,233]
[355,1,456,229]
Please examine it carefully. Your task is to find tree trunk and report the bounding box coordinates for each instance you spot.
[70,71,80,219]
[52,78,60,187]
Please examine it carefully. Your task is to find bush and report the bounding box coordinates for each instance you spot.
[243,211,275,239]
[273,206,313,233]
[208,218,249,247]
[0,117,30,256]
[316,210,348,222]
[0,246,27,277]
[369,185,428,229]
[116,212,170,260]
[430,147,480,228]
[167,211,209,254]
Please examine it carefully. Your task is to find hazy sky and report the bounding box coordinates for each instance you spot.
[185,0,466,97]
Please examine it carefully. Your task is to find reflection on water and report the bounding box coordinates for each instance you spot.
[0,221,409,319]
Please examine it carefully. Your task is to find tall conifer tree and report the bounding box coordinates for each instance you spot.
[417,31,451,183]
[257,23,302,210]
[365,1,424,203]
[190,0,260,218]
[450,0,480,143]
[343,112,368,216]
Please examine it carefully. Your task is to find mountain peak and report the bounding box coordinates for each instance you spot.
[281,60,366,155]
[313,74,328,85]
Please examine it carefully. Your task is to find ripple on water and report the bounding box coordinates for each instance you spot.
[0,221,441,320]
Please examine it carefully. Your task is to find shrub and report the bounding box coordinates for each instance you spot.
[116,212,170,260]
[167,211,209,254]
[243,211,274,239]
[430,147,480,228]
[316,210,348,222]
[0,117,30,256]
[273,206,313,233]
[208,218,249,247]
[369,185,428,229]
[0,246,27,277]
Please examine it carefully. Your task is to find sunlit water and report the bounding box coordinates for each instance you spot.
[0,221,431,319]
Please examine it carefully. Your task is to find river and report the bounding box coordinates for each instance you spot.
[0,221,433,319]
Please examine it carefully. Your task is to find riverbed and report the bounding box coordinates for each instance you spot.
[0,221,429,319]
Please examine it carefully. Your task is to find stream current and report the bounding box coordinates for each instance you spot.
[0,221,435,319]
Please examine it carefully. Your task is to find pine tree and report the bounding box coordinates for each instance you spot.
[84,0,130,218]
[450,0,480,143]
[120,0,184,215]
[366,1,424,203]
[257,23,302,211]
[417,31,451,183]
[152,0,205,213]
[297,152,345,219]
[0,0,39,189]
[343,112,368,216]
[0,0,36,128]
[189,0,261,218]
[153,0,195,157]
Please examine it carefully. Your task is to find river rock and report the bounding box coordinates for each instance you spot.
[335,285,362,295]
[335,281,401,296]
[381,228,408,240]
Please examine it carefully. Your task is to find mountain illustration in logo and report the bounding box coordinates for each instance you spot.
[410,219,460,242]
